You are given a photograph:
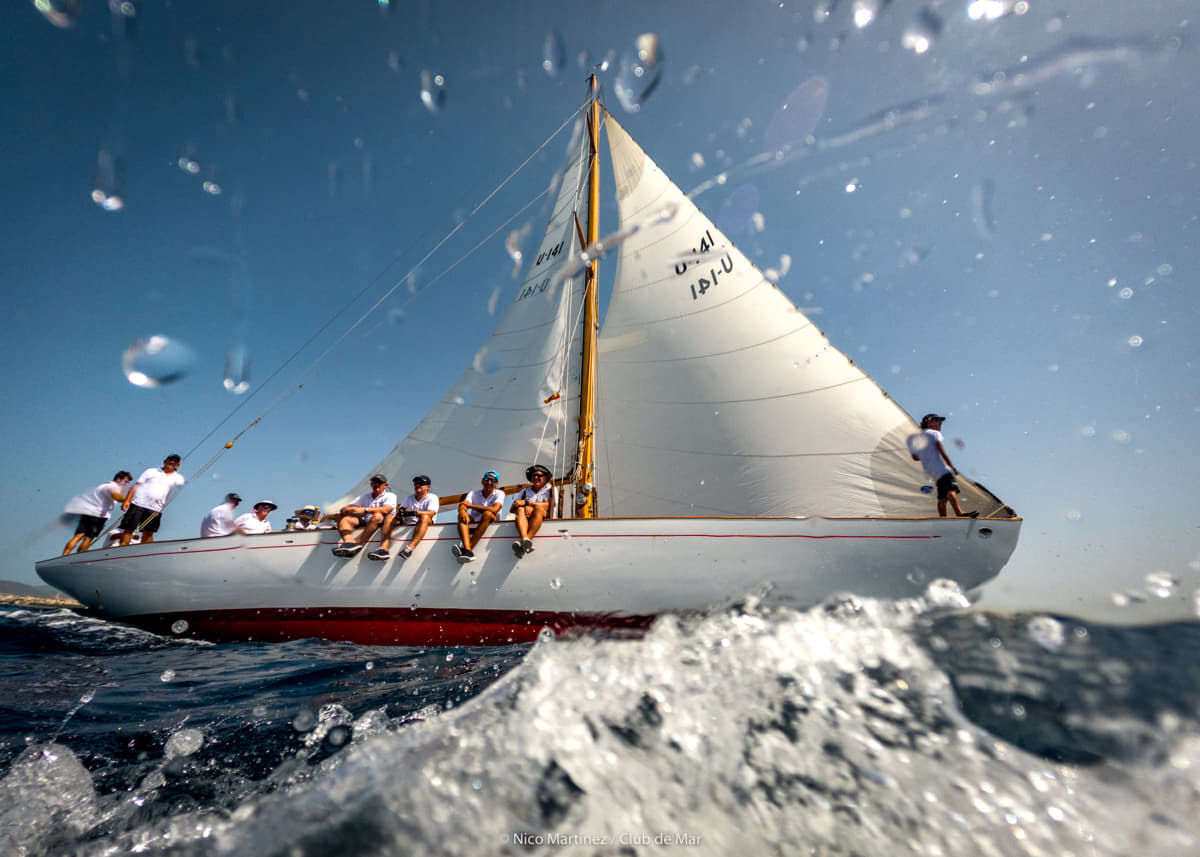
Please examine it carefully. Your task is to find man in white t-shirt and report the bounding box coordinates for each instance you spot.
[200,493,245,537]
[371,475,439,561]
[332,474,397,558]
[62,470,133,554]
[118,454,186,545]
[291,505,325,530]
[510,464,553,559]
[452,470,505,564]
[235,500,277,534]
[906,414,978,518]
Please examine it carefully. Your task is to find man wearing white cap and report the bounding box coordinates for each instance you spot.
[235,500,278,534]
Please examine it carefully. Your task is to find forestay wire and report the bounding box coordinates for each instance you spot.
[173,104,588,497]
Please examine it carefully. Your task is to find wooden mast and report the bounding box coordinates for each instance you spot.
[575,76,601,518]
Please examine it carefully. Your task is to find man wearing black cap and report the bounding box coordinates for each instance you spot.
[907,414,977,518]
[235,500,278,534]
[200,492,245,537]
[371,475,439,561]
[332,474,397,558]
[118,454,186,545]
[510,464,553,558]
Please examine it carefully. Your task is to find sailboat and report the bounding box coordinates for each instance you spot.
[35,80,1020,646]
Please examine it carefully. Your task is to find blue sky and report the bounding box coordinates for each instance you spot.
[4,0,1197,621]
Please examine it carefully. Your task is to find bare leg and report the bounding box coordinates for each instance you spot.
[515,507,530,540]
[948,489,967,517]
[525,506,547,540]
[77,535,94,552]
[377,514,396,552]
[467,511,497,550]
[408,516,431,550]
[337,514,362,544]
[141,533,155,544]
[457,504,472,549]
[119,531,133,546]
[63,534,84,555]
[358,513,382,544]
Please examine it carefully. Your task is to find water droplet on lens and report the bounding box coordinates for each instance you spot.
[1118,287,1134,300]
[122,335,196,388]
[160,669,175,682]
[34,0,81,28]
[91,149,125,211]
[292,709,316,732]
[1026,615,1065,650]
[852,0,882,28]
[542,30,566,78]
[170,619,189,634]
[1144,571,1177,599]
[537,627,556,643]
[549,577,562,590]
[614,34,663,114]
[902,9,941,54]
[420,70,446,113]
[1127,335,1143,348]
[223,346,250,394]
[164,728,204,759]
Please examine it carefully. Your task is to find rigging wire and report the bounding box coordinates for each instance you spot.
[173,103,588,495]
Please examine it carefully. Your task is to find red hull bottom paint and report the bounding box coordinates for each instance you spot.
[124,607,659,647]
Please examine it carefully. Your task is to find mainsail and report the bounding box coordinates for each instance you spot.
[340,122,591,502]
[594,112,976,518]
[344,98,1003,519]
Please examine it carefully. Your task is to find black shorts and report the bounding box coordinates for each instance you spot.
[74,514,107,539]
[936,473,959,500]
[119,505,162,534]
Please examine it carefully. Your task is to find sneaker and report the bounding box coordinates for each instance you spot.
[512,540,526,558]
[399,546,413,559]
[451,544,463,559]
[457,547,475,565]
[367,548,390,561]
[960,511,979,519]
[520,538,534,554]
[332,541,359,557]
[343,543,364,557]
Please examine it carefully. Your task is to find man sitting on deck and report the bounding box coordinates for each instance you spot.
[511,464,553,558]
[371,475,439,561]
[452,470,504,564]
[332,474,396,558]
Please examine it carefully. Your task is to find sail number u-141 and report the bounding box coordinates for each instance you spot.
[676,229,734,300]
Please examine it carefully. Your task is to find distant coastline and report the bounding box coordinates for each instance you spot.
[0,579,83,609]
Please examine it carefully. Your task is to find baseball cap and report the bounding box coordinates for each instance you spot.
[412,475,431,485]
[369,474,388,484]
[482,470,499,482]
[225,492,242,504]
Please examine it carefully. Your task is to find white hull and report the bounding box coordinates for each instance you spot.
[36,516,1019,646]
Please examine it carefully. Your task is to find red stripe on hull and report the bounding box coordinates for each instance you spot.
[123,606,657,646]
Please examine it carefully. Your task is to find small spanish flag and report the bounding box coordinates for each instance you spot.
[543,391,561,404]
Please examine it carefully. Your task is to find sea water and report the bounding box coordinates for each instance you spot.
[1,592,1198,856]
